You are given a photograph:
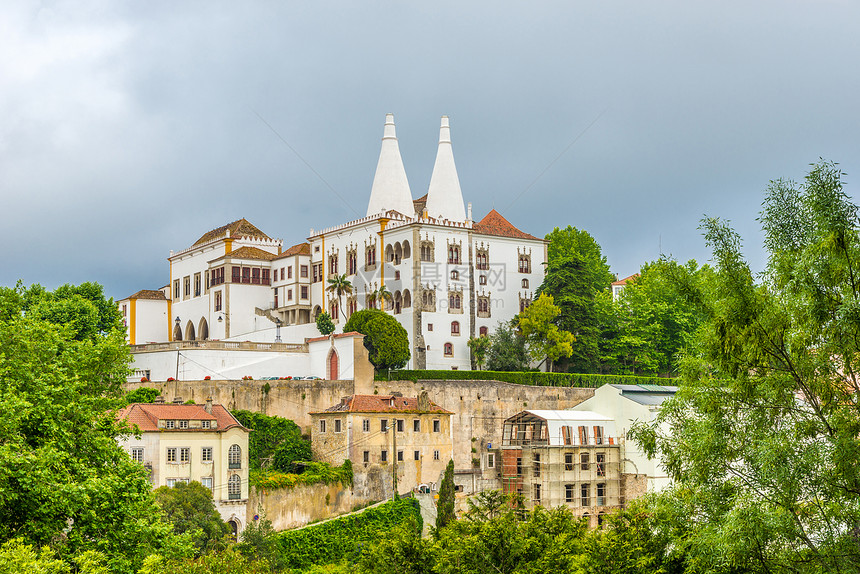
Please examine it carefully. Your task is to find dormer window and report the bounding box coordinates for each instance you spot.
[202,420,211,429]
[165,420,175,429]
[179,420,189,429]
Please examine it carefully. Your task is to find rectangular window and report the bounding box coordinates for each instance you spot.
[433,450,440,460]
[433,419,441,432]
[184,276,191,298]
[180,447,190,463]
[319,419,326,433]
[362,419,370,432]
[252,268,261,285]
[396,419,404,433]
[533,454,541,477]
[202,447,213,462]
[214,291,222,312]
[581,483,590,507]
[201,477,213,492]
[565,484,575,503]
[242,267,251,284]
[288,288,293,301]
[487,453,495,468]
[413,419,420,432]
[301,286,308,299]
[300,265,308,278]
[165,420,175,429]
[194,273,201,297]
[167,447,177,463]
[131,447,144,462]
[334,419,342,433]
[516,457,523,476]
[166,478,176,488]
[597,483,606,506]
[380,419,388,432]
[179,420,189,429]
[581,453,590,471]
[596,453,606,476]
[533,483,541,503]
[262,268,270,286]
[202,420,211,429]
[232,266,241,283]
[427,323,433,331]
[173,280,180,299]
[381,450,388,462]
[363,450,370,463]
[414,450,421,461]
[287,266,292,279]
[397,450,404,462]
[593,426,604,445]
[565,453,574,471]
[578,426,588,445]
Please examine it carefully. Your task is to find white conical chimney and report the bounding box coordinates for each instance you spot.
[425,116,466,222]
[366,113,415,217]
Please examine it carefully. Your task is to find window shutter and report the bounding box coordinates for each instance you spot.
[578,426,587,445]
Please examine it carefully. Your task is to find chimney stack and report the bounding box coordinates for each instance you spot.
[204,397,213,414]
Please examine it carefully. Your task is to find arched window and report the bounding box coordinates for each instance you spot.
[313,306,322,319]
[228,474,241,500]
[228,445,242,469]
[402,240,411,259]
[403,290,411,308]
[479,326,488,337]
[518,254,531,273]
[330,301,339,320]
[451,270,459,280]
[449,293,461,310]
[479,275,487,286]
[522,278,529,288]
[385,244,395,263]
[448,246,460,264]
[444,343,453,356]
[451,321,460,335]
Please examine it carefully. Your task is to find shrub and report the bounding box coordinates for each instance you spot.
[344,309,410,370]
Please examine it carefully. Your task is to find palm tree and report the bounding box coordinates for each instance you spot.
[375,285,393,312]
[326,274,353,320]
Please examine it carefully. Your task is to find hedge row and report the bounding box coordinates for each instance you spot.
[275,497,421,569]
[377,369,676,388]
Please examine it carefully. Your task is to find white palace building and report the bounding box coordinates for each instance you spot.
[120,114,546,380]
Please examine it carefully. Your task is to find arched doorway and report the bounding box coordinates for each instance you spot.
[185,320,196,342]
[228,519,238,540]
[313,305,322,319]
[327,348,339,380]
[173,324,182,341]
[198,317,209,341]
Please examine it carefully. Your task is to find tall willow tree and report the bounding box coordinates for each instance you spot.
[633,161,860,572]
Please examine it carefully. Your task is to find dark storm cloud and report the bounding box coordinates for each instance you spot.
[2,0,858,298]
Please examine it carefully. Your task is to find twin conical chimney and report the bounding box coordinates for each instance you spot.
[366,113,415,217]
[424,116,466,222]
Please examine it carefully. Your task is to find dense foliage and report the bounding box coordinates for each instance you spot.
[274,498,421,569]
[126,386,161,404]
[380,369,674,388]
[517,293,574,371]
[483,321,530,372]
[153,482,230,556]
[343,309,410,370]
[316,312,335,336]
[250,460,353,490]
[632,160,860,572]
[435,461,455,531]
[0,283,191,573]
[231,410,312,473]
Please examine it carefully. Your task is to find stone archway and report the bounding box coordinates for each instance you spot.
[198,317,209,341]
[327,348,339,380]
[185,320,196,342]
[173,323,182,341]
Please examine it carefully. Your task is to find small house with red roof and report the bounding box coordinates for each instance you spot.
[611,273,640,301]
[310,391,454,498]
[116,398,250,536]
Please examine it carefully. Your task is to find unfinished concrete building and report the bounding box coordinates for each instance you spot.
[500,410,623,526]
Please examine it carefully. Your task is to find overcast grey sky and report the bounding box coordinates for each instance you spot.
[2,0,859,300]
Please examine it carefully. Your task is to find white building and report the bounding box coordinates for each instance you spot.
[572,383,677,492]
[116,398,250,536]
[121,114,547,375]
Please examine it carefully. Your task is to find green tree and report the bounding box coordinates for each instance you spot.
[316,311,336,336]
[632,161,860,572]
[435,460,456,531]
[357,516,431,574]
[230,411,311,473]
[343,309,410,370]
[0,282,190,573]
[484,321,530,372]
[153,482,230,556]
[126,387,161,404]
[538,227,613,373]
[237,514,286,572]
[517,293,575,372]
[467,335,491,370]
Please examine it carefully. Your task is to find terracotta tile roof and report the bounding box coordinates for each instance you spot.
[611,273,639,286]
[116,403,245,432]
[125,289,168,301]
[316,394,451,414]
[193,218,270,247]
[274,242,311,259]
[473,209,540,240]
[210,246,279,263]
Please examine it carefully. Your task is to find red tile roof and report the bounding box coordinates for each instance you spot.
[275,242,311,259]
[193,218,270,247]
[412,193,428,215]
[611,273,639,286]
[116,403,246,432]
[210,246,279,262]
[315,394,451,414]
[125,289,168,301]
[473,209,540,240]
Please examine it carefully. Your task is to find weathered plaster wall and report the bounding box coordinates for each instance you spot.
[247,482,374,531]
